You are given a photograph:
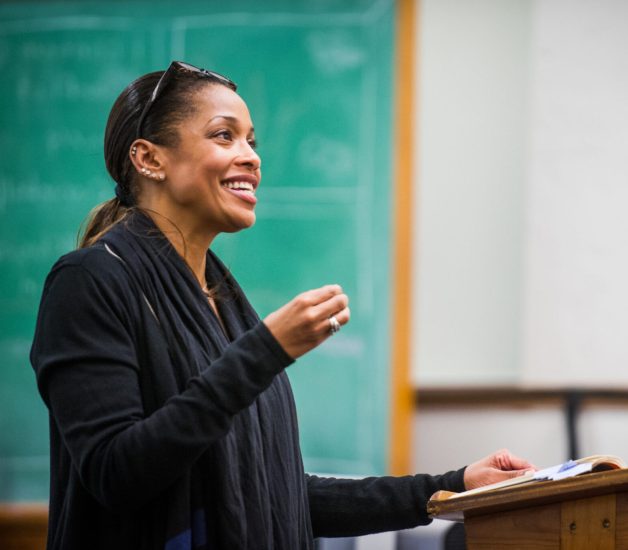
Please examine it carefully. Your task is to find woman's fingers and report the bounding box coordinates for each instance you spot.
[298,284,343,307]
[263,284,350,359]
[316,305,351,335]
[310,288,350,335]
[312,291,349,320]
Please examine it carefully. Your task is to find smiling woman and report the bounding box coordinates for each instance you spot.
[134,85,261,246]
[29,60,533,550]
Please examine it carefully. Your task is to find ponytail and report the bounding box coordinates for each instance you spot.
[77,199,131,249]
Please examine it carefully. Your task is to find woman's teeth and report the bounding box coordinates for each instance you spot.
[223,181,255,192]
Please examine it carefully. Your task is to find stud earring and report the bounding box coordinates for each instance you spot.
[131,145,137,156]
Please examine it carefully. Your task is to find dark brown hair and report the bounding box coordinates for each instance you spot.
[78,68,231,248]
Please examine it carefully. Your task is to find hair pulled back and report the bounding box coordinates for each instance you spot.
[79,67,230,248]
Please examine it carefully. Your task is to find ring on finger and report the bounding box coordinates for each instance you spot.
[329,315,341,335]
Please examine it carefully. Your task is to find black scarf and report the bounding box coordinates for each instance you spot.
[101,212,312,549]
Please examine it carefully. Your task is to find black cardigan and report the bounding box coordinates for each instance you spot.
[30,217,465,550]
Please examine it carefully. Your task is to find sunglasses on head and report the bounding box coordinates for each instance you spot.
[135,61,238,139]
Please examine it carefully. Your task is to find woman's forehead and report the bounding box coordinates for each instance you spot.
[193,84,253,126]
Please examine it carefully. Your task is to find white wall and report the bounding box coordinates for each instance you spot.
[413,0,530,386]
[413,0,628,387]
[414,405,566,474]
[414,404,628,475]
[411,0,628,473]
[522,0,628,387]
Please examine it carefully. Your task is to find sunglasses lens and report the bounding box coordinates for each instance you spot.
[174,61,197,72]
[173,61,236,89]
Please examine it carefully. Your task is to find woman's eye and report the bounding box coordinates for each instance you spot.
[214,130,232,140]
[248,138,258,150]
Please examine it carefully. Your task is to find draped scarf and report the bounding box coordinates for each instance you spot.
[100,211,312,549]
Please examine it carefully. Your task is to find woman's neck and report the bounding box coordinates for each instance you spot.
[146,211,214,287]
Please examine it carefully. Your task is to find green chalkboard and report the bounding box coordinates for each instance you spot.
[0,0,395,501]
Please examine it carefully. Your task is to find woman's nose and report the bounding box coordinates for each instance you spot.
[236,141,261,170]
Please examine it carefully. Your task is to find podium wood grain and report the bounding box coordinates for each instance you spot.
[429,469,628,549]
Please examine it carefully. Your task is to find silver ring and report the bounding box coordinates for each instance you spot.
[329,315,341,335]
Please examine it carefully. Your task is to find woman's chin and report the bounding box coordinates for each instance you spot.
[222,212,257,234]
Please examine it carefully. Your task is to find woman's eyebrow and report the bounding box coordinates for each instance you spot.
[207,115,238,123]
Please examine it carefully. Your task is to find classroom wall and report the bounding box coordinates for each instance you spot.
[412,0,628,470]
[522,0,628,387]
[412,0,530,386]
[413,0,628,388]
[414,404,628,476]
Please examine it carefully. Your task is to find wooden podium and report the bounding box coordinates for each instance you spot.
[427,469,628,549]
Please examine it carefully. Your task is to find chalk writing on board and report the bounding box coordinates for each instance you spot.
[19,38,127,62]
[318,334,365,358]
[298,134,356,179]
[16,70,125,102]
[19,277,47,301]
[44,129,101,155]
[259,203,352,220]
[260,186,355,203]
[0,177,110,210]
[0,338,32,360]
[0,234,75,264]
[305,30,365,75]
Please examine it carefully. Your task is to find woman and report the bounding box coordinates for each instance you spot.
[31,61,532,550]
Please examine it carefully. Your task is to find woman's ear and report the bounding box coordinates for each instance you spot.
[129,139,166,182]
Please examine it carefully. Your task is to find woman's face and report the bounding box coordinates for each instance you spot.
[157,83,261,238]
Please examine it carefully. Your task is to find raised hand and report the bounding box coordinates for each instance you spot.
[263,284,350,359]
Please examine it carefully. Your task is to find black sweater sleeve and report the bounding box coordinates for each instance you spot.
[31,252,294,512]
[306,468,466,538]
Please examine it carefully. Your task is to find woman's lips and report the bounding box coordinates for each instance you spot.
[221,180,257,205]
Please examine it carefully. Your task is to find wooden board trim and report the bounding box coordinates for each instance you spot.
[389,0,418,475]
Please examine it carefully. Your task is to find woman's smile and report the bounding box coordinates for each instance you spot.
[220,173,259,205]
